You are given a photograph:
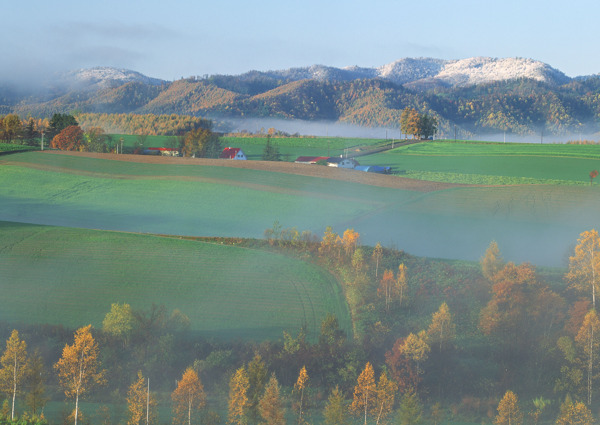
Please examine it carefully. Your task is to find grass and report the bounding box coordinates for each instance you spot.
[358,141,600,185]
[0,143,38,153]
[220,136,388,161]
[109,134,390,161]
[1,150,598,268]
[0,221,351,339]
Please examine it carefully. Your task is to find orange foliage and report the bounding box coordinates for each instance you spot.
[51,125,84,150]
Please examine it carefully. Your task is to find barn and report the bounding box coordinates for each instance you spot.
[326,157,360,169]
[220,147,247,160]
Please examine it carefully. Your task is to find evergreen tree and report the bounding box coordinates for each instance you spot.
[261,135,281,161]
[323,386,347,425]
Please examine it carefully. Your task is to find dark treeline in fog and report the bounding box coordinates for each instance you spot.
[1,227,600,425]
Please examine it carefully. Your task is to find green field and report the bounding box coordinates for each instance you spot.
[111,134,389,160]
[1,151,599,267]
[0,221,350,339]
[359,141,600,185]
[219,136,388,161]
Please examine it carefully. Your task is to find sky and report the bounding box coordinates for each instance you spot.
[4,0,600,83]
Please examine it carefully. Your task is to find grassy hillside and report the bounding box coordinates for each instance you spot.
[1,150,598,266]
[0,221,350,339]
[360,141,600,185]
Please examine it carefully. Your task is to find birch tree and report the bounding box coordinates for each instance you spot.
[294,366,309,424]
[427,302,456,350]
[172,367,206,425]
[575,309,600,405]
[375,371,397,425]
[54,325,105,425]
[566,230,600,308]
[372,243,383,278]
[351,362,376,425]
[127,371,157,425]
[494,390,522,425]
[0,330,28,420]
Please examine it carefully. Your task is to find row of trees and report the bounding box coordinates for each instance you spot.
[0,115,49,145]
[75,113,213,137]
[0,326,207,425]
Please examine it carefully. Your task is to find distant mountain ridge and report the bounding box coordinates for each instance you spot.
[3,57,600,137]
[225,57,570,88]
[59,57,572,90]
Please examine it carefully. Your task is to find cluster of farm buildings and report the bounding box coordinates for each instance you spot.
[144,147,391,173]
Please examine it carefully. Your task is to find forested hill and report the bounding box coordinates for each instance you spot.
[5,62,600,137]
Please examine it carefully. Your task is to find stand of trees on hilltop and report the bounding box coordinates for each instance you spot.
[2,227,600,425]
[75,113,213,136]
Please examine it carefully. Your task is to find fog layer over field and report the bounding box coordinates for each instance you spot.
[219,117,400,139]
[2,152,599,267]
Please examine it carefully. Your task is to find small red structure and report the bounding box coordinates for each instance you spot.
[220,147,247,160]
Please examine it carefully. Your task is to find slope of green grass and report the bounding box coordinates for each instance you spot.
[0,221,351,339]
[359,141,600,185]
[1,151,598,267]
[220,136,388,160]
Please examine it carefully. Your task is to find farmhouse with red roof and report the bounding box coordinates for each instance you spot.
[220,147,247,160]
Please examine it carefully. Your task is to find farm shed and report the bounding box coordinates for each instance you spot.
[144,147,180,156]
[326,157,360,169]
[354,165,391,174]
[220,147,247,160]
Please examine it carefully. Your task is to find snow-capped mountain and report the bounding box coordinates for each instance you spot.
[261,57,570,88]
[59,67,166,90]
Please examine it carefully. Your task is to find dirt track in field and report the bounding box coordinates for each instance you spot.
[40,151,464,192]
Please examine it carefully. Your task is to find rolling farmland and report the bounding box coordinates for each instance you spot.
[1,149,599,267]
[359,141,600,185]
[0,221,350,339]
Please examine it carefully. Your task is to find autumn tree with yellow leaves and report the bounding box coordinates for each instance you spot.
[372,242,383,278]
[566,230,600,308]
[228,367,249,425]
[172,367,206,425]
[375,371,397,425]
[351,362,376,425]
[54,325,105,425]
[495,390,522,425]
[427,302,456,351]
[0,330,28,421]
[127,371,157,425]
[293,366,309,424]
[556,395,594,425]
[481,240,504,282]
[258,374,285,425]
[397,264,408,307]
[378,269,396,313]
[575,309,600,405]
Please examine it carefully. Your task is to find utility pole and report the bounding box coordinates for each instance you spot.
[41,130,44,150]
